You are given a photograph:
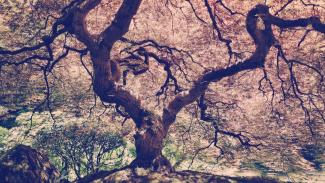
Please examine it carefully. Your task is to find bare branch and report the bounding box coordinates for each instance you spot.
[204,0,233,62]
[185,0,208,24]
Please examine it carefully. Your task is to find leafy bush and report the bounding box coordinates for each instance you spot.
[33,124,125,180]
[163,140,185,168]
[0,127,9,155]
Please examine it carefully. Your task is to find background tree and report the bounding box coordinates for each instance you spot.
[0,0,324,173]
[34,124,125,180]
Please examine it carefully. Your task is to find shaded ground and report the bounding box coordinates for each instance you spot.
[2,144,323,182]
[78,168,281,183]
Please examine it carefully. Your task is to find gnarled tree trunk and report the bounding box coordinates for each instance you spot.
[91,49,173,171]
[131,115,173,171]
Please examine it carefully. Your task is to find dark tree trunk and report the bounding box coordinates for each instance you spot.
[70,0,190,172]
[131,115,173,172]
[91,52,173,171]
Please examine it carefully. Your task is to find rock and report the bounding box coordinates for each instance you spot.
[0,144,60,183]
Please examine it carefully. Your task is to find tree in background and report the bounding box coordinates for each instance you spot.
[34,124,125,180]
[0,0,324,172]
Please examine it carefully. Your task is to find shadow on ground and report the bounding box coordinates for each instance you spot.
[78,168,280,183]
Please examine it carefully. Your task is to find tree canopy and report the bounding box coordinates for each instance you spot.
[0,0,324,176]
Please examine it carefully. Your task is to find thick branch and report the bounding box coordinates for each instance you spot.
[270,16,325,33]
[71,0,101,50]
[162,4,325,128]
[98,88,144,126]
[163,55,266,126]
[100,0,142,50]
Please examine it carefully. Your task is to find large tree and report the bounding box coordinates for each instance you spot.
[0,0,324,172]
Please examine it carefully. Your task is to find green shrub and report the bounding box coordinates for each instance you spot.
[0,127,9,154]
[33,124,125,181]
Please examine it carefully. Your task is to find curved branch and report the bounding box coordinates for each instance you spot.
[162,4,325,129]
[98,87,144,127]
[215,0,245,16]
[270,16,325,33]
[71,0,101,50]
[185,0,208,24]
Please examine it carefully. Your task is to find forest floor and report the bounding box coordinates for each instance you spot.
[77,166,325,183]
[78,168,282,183]
[1,109,324,183]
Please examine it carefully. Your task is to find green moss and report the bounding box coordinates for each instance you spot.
[0,127,8,141]
[162,141,185,168]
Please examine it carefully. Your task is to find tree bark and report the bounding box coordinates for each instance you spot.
[89,48,172,171]
[131,114,173,171]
